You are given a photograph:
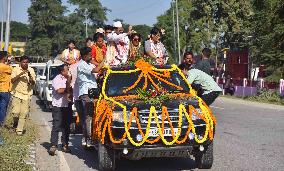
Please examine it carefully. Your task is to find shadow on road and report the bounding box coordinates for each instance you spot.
[68,135,99,170]
[116,157,196,171]
[40,142,51,153]
[35,99,51,113]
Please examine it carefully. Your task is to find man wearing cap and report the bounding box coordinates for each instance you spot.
[106,21,135,66]
[96,28,105,34]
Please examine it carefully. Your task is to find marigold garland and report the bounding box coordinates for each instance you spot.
[92,59,217,147]
[124,59,183,93]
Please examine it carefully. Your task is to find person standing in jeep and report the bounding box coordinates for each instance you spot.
[77,47,104,147]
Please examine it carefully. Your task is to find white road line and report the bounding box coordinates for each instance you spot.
[43,119,71,171]
[210,105,225,110]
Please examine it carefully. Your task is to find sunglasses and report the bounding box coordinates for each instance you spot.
[133,38,140,41]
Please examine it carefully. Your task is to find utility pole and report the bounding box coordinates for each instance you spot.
[175,0,181,64]
[171,1,177,62]
[84,9,89,38]
[1,0,5,51]
[4,0,11,52]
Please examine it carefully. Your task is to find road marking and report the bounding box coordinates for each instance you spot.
[43,119,71,171]
[210,105,225,110]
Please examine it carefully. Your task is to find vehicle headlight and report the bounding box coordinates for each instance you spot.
[112,111,134,122]
[48,84,53,90]
[192,108,202,120]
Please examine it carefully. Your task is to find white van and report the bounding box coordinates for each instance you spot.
[30,63,46,94]
[39,59,64,111]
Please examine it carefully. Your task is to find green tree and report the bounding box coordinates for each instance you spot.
[68,0,108,27]
[60,13,85,50]
[250,0,284,81]
[10,21,30,42]
[156,0,253,57]
[133,24,152,41]
[2,21,30,42]
[26,0,65,57]
[213,0,253,49]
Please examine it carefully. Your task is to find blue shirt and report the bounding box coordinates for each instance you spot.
[77,59,97,97]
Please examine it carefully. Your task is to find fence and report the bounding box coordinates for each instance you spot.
[216,77,284,97]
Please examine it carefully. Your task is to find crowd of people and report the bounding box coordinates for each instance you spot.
[0,21,222,155]
[58,21,168,67]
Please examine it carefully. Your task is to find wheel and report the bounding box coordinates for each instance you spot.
[98,142,115,171]
[195,142,214,169]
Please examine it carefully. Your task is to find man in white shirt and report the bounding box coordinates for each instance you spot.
[106,21,135,66]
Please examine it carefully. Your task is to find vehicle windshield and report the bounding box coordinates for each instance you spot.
[105,70,190,96]
[49,66,61,80]
[37,69,44,76]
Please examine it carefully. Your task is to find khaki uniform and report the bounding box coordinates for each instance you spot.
[6,66,35,133]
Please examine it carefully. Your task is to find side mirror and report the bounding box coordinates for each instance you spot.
[88,88,100,99]
[40,76,46,80]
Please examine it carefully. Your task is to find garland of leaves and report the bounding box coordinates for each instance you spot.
[136,88,170,106]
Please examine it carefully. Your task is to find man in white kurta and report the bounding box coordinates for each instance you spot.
[106,21,134,66]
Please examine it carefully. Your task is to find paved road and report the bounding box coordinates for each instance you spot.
[30,96,284,171]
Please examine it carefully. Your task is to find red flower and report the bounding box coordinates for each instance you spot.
[151,89,158,97]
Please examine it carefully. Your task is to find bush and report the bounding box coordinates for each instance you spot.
[245,89,284,105]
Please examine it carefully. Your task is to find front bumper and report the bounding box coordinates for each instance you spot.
[109,138,212,159]
[122,145,193,159]
[103,120,213,157]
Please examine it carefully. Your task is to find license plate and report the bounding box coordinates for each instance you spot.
[148,128,179,137]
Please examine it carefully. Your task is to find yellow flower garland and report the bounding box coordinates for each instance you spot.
[93,59,216,146]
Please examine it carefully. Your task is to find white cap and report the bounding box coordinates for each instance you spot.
[96,28,104,33]
[113,21,122,28]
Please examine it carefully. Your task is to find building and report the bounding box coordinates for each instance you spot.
[1,42,26,55]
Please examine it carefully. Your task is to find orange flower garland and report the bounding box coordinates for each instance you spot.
[93,100,215,145]
[91,60,217,146]
[124,59,183,93]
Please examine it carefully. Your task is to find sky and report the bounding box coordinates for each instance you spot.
[0,0,172,26]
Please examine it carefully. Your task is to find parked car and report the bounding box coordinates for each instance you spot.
[30,63,46,95]
[88,61,216,171]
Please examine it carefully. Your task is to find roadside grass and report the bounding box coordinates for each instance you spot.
[222,90,284,106]
[0,120,36,171]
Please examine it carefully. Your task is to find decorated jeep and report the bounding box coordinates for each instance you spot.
[89,59,216,171]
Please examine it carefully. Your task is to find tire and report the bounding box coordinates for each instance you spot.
[195,142,214,169]
[98,142,115,171]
